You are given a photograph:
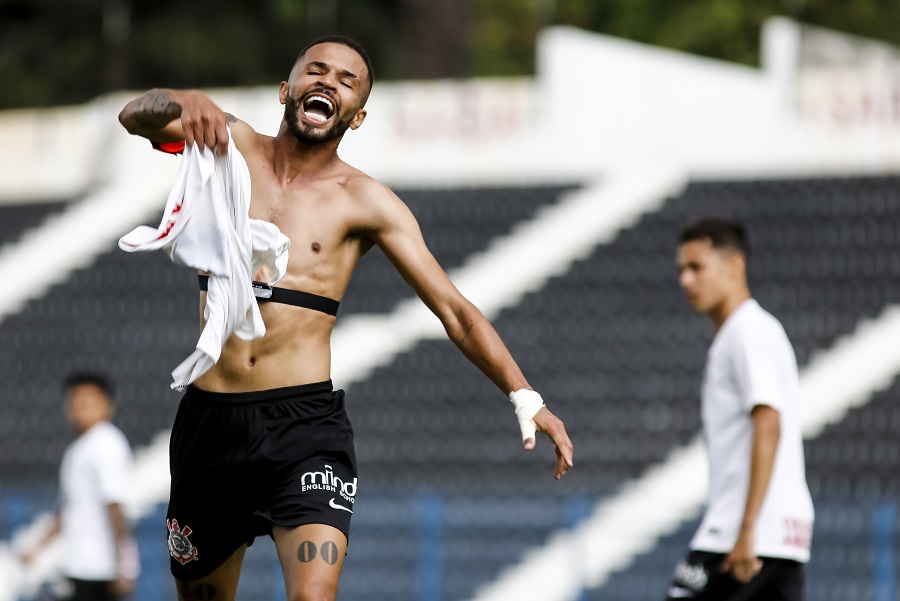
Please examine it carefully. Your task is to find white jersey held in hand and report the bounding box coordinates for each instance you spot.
[118,129,290,390]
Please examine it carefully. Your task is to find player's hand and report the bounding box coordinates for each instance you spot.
[111,574,136,598]
[721,528,762,583]
[177,90,229,154]
[531,406,574,480]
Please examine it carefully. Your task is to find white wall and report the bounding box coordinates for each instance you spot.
[3,19,900,205]
[536,26,782,178]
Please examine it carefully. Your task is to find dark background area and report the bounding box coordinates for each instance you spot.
[1,0,897,109]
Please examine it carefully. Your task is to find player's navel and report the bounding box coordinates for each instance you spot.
[249,356,256,367]
[311,242,321,253]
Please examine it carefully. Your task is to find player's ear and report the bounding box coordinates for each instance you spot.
[349,109,367,131]
[279,82,289,105]
[726,251,746,280]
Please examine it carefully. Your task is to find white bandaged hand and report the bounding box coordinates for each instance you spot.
[508,389,546,442]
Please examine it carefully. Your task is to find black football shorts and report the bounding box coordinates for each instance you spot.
[665,550,804,601]
[165,380,358,581]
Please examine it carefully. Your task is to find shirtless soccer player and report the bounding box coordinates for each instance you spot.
[118,34,574,601]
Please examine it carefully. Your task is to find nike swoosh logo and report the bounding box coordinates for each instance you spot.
[329,498,353,513]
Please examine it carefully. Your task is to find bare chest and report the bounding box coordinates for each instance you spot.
[245,166,369,290]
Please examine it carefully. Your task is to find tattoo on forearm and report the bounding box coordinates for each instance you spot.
[226,113,237,123]
[128,90,181,130]
[296,540,340,565]
[176,581,216,600]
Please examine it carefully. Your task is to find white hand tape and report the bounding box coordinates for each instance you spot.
[509,389,545,442]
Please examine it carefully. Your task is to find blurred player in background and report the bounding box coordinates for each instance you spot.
[19,373,137,601]
[117,34,573,601]
[666,218,814,600]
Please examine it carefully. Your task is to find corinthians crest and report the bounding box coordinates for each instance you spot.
[167,519,199,565]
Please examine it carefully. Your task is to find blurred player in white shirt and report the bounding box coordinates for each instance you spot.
[20,373,138,601]
[665,218,814,601]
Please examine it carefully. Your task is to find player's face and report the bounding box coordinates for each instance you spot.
[281,43,369,144]
[677,239,740,314]
[65,384,112,434]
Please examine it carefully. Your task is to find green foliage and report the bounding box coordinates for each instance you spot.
[1,0,900,109]
[470,0,547,76]
[472,0,900,75]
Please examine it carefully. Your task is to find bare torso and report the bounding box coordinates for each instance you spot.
[194,129,376,392]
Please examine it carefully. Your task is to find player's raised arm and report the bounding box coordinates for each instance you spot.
[367,182,574,479]
[118,88,238,152]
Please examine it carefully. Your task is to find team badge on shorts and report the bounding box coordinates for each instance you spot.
[167,519,199,565]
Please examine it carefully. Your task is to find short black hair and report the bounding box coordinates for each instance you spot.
[296,34,374,102]
[680,217,750,260]
[63,372,114,399]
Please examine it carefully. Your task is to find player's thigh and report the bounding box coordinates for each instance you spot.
[273,523,347,601]
[66,578,116,601]
[173,544,247,601]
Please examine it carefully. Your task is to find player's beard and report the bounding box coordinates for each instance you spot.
[284,94,354,144]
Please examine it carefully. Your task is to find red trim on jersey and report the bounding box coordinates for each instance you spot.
[153,141,185,155]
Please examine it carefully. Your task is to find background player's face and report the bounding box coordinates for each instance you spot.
[65,383,113,434]
[677,239,743,315]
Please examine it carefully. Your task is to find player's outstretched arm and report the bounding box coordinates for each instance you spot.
[369,183,574,479]
[118,88,243,152]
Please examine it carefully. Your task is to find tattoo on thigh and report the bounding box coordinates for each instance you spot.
[321,541,339,565]
[176,581,217,600]
[296,540,340,565]
[297,540,317,563]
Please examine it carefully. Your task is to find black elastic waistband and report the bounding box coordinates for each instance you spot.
[198,275,339,316]
[186,380,334,406]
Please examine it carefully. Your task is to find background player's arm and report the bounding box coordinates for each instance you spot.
[369,184,573,477]
[722,404,780,582]
[18,511,61,564]
[118,88,251,151]
[107,502,136,597]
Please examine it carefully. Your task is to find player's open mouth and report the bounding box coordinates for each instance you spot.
[303,94,335,123]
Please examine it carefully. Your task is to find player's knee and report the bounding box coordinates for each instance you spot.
[287,583,337,601]
[175,579,231,601]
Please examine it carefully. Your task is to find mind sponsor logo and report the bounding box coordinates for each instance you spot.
[301,464,357,503]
